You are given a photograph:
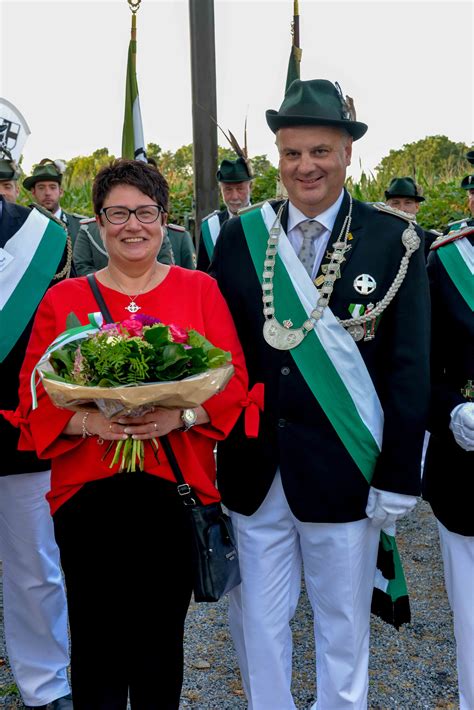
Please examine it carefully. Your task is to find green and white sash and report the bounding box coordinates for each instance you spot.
[0,208,66,363]
[241,202,384,482]
[201,213,221,261]
[438,237,474,311]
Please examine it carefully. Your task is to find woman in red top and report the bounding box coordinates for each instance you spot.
[18,160,248,710]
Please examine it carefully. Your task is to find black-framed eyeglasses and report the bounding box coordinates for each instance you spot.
[100,204,164,225]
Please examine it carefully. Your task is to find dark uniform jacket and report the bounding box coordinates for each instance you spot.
[422,232,474,536]
[0,196,72,476]
[73,219,175,275]
[211,192,430,523]
[196,208,229,272]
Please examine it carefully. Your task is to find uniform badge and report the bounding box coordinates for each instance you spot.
[353,274,376,295]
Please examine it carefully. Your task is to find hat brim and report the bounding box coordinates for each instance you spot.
[23,174,62,190]
[216,174,252,183]
[266,111,368,141]
[385,192,425,203]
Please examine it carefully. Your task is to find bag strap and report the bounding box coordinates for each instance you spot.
[159,435,199,507]
[86,274,114,324]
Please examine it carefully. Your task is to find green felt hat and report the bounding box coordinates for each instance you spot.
[0,148,20,181]
[216,157,252,183]
[466,151,474,166]
[265,79,368,140]
[23,158,64,190]
[461,174,474,190]
[385,177,425,202]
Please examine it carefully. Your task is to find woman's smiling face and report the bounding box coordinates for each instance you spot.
[98,184,166,268]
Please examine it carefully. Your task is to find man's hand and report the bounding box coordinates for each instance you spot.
[365,487,417,529]
[450,402,474,452]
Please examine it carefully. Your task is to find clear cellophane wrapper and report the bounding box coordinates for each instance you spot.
[38,361,235,418]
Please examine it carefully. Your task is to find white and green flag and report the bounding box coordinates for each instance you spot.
[122,13,146,162]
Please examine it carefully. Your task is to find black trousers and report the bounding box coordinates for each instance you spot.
[53,470,193,710]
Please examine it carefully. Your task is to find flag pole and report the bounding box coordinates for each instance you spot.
[285,0,302,92]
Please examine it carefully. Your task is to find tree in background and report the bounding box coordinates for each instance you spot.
[347,135,472,231]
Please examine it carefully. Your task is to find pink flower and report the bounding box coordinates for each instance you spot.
[120,319,144,337]
[168,323,188,343]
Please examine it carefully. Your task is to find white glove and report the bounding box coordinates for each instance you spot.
[365,487,418,529]
[449,402,474,452]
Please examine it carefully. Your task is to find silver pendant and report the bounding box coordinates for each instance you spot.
[353,274,376,295]
[126,301,141,313]
[347,324,365,341]
[263,319,305,350]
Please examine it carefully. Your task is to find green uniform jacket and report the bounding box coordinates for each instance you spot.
[61,209,87,247]
[72,219,175,275]
[166,224,196,269]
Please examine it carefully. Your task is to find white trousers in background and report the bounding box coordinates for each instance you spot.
[437,521,474,710]
[229,472,380,710]
[0,470,70,706]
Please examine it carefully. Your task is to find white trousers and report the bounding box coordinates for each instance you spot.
[0,470,70,706]
[229,472,380,710]
[438,521,474,710]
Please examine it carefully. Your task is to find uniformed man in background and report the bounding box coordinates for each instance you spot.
[384,176,438,257]
[0,151,73,710]
[423,222,474,710]
[196,156,252,271]
[23,158,86,245]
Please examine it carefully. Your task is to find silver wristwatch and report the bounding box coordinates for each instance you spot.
[180,408,197,431]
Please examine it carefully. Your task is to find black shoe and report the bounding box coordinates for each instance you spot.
[51,695,73,710]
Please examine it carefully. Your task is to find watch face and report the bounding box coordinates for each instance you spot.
[182,408,197,426]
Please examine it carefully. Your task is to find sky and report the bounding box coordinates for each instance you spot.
[0,0,473,181]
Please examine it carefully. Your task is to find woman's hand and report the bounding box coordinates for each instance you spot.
[63,412,129,440]
[115,408,183,440]
[63,406,209,440]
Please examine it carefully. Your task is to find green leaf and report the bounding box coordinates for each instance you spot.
[144,324,171,348]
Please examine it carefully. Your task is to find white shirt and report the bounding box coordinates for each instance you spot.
[286,190,345,279]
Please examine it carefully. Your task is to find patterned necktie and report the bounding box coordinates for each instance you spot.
[298,220,324,277]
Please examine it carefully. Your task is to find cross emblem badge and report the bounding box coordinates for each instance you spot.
[353,274,376,295]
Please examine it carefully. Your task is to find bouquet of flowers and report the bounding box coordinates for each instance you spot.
[33,313,234,471]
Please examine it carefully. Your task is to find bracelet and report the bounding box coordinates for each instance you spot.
[81,412,93,438]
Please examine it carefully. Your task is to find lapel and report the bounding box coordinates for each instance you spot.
[314,189,362,282]
[0,197,29,248]
[60,209,69,226]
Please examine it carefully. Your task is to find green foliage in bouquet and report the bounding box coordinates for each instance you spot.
[46,316,231,388]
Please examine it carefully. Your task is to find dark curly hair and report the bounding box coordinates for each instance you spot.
[92,159,169,215]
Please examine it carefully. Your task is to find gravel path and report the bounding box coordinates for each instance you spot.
[1,501,458,709]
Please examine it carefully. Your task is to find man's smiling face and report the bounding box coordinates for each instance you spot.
[277,125,352,217]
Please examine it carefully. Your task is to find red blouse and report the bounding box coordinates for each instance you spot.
[18,267,248,514]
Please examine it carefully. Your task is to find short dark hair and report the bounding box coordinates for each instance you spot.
[92,159,169,215]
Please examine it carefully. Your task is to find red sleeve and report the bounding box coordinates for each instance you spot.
[195,277,248,440]
[18,287,81,459]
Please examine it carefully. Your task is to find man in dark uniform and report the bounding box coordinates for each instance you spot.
[422,225,474,710]
[384,176,438,257]
[72,216,187,274]
[23,158,86,245]
[0,182,73,709]
[196,156,252,271]
[210,79,429,709]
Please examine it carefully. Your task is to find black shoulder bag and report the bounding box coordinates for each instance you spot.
[86,274,241,602]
